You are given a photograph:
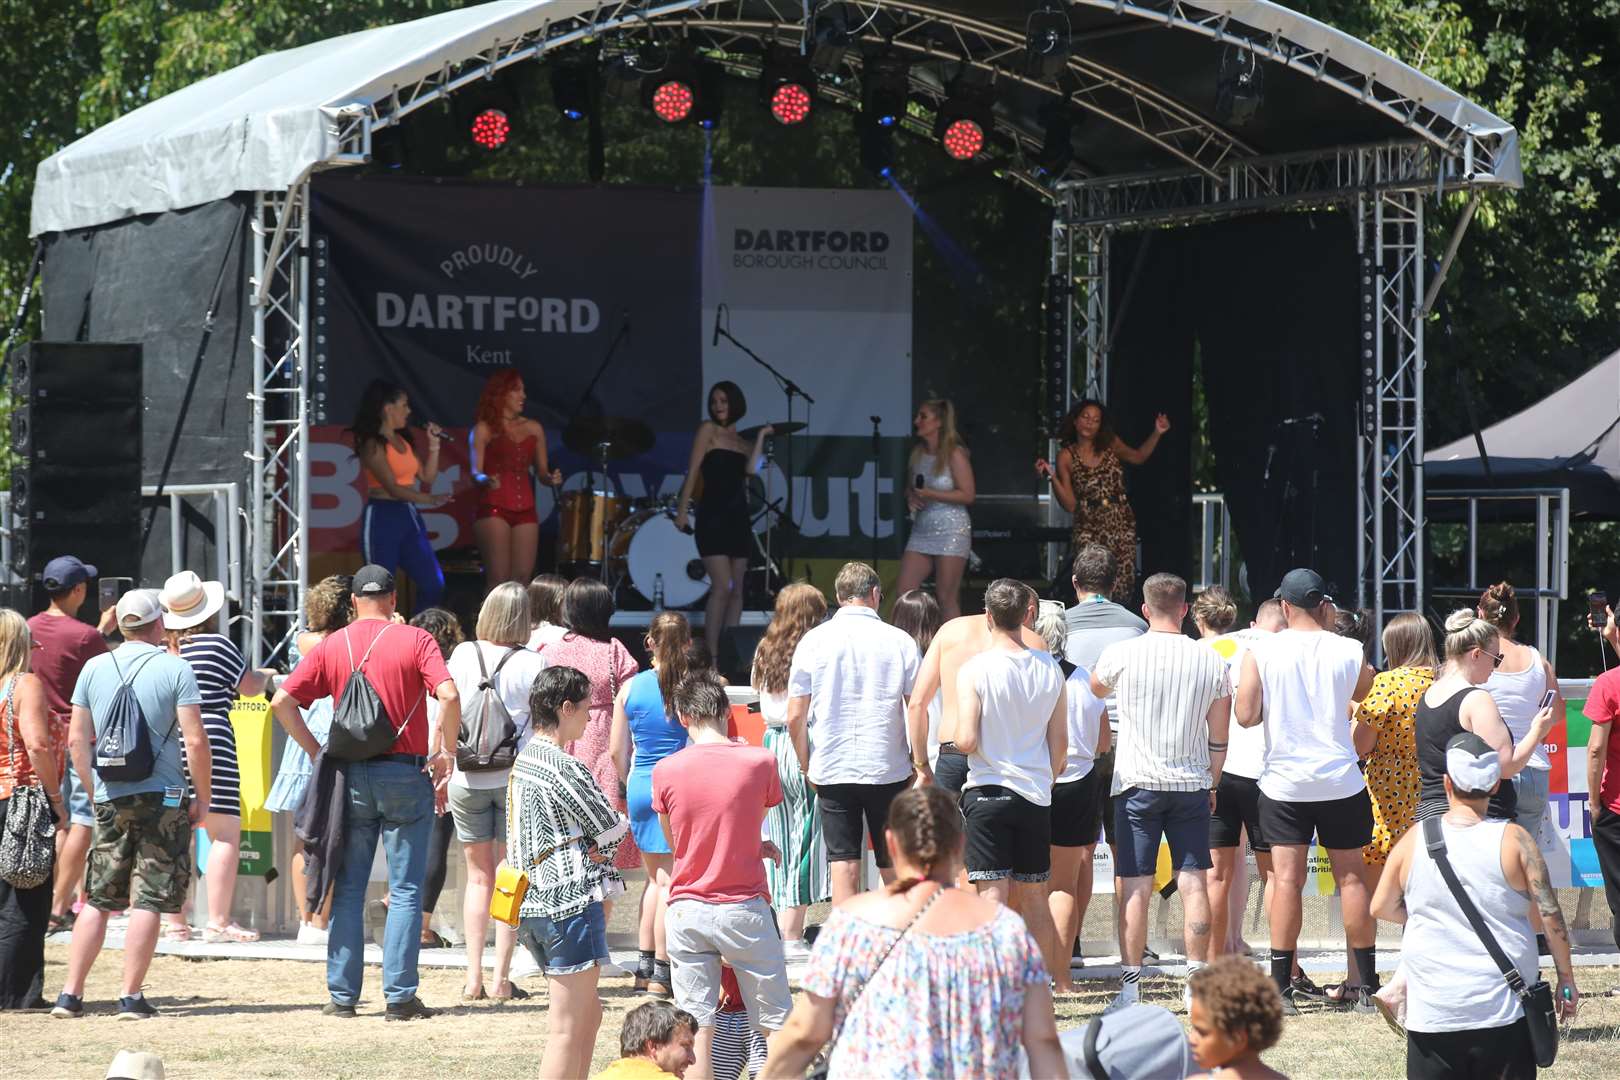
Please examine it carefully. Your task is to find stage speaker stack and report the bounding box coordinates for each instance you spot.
[9,342,144,612]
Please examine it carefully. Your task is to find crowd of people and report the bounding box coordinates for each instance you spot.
[2,541,1619,1080]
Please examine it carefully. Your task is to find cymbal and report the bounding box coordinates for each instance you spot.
[738,421,807,440]
[562,416,655,459]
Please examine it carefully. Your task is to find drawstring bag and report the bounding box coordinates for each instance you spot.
[1,677,58,889]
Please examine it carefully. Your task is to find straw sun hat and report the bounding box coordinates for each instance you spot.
[158,570,226,631]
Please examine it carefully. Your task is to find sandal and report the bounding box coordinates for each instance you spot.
[1321,981,1362,1006]
[491,983,531,1002]
[160,922,193,942]
[47,912,76,934]
[203,922,260,943]
[461,988,488,1003]
[420,930,449,949]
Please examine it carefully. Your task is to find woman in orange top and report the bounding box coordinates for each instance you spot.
[349,379,446,608]
[469,370,561,590]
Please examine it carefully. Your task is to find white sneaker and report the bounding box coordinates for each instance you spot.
[1183,981,1193,1014]
[782,939,813,964]
[296,923,329,946]
[1104,985,1139,1015]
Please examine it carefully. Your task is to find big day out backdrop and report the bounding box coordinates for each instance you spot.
[307,176,914,564]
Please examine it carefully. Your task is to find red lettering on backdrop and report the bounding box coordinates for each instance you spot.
[1547,707,1568,796]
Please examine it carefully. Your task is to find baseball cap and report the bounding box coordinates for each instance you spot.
[1445,731,1502,793]
[115,589,163,629]
[1274,568,1331,608]
[351,565,396,596]
[41,555,97,591]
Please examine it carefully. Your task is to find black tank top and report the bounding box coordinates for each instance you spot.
[1415,685,1519,820]
[697,448,747,512]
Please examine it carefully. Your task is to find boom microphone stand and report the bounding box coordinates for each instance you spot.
[712,305,815,575]
[870,415,882,567]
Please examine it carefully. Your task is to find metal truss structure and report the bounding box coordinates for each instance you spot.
[246,0,1516,659]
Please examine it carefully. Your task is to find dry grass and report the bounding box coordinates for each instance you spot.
[6,948,1618,1079]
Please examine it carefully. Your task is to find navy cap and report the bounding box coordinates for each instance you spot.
[351,565,396,596]
[41,555,97,591]
[1274,568,1330,608]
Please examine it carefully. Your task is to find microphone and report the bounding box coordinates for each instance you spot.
[915,472,926,491]
[1278,412,1325,427]
[1263,443,1276,483]
[711,303,725,347]
[685,559,706,581]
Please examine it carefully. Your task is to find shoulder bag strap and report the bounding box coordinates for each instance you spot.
[356,622,391,670]
[474,640,492,686]
[2,676,19,779]
[1421,816,1529,995]
[492,646,520,679]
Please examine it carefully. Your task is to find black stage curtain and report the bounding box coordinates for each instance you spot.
[1110,211,1359,605]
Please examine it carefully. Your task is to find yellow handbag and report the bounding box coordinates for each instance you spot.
[490,773,529,927]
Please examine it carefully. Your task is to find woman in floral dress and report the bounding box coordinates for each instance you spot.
[1354,612,1437,881]
[536,578,641,871]
[1036,399,1170,603]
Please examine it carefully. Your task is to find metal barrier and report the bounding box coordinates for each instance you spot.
[1192,492,1231,592]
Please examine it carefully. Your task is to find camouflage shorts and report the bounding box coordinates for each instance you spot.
[86,792,192,914]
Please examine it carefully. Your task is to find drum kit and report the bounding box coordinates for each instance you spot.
[555,415,806,609]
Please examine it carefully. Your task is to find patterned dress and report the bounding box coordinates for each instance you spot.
[756,687,830,908]
[536,632,642,870]
[1067,447,1137,602]
[1355,665,1433,865]
[802,903,1048,1078]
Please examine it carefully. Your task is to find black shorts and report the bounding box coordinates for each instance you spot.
[1050,768,1106,848]
[962,785,1052,883]
[1209,772,1270,853]
[1407,1018,1535,1080]
[934,747,969,796]
[1093,747,1118,847]
[1257,787,1374,850]
[817,779,910,867]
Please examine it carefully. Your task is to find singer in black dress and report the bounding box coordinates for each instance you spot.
[675,381,774,656]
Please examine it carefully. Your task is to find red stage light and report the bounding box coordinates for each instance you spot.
[770,83,813,125]
[470,108,511,150]
[941,117,983,160]
[650,80,695,123]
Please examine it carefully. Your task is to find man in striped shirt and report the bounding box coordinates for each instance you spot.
[1090,572,1231,1013]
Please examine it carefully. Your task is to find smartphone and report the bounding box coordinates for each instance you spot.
[1540,689,1556,710]
[97,576,134,611]
[1590,590,1609,629]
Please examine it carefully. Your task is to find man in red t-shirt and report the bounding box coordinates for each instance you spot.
[270,565,460,1020]
[653,672,789,1080]
[1581,611,1620,962]
[29,555,116,927]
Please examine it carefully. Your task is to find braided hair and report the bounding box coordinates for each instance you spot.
[884,786,963,893]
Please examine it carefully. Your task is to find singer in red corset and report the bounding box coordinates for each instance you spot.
[470,369,562,589]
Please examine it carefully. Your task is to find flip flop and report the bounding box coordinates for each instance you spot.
[160,922,193,942]
[461,988,488,1003]
[203,923,260,943]
[491,983,531,1002]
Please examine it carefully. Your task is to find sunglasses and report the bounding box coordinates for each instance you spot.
[1480,648,1505,668]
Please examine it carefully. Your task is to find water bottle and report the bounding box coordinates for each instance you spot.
[653,572,665,612]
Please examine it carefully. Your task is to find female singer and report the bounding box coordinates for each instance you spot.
[674,381,772,658]
[349,378,446,608]
[469,370,562,589]
[1035,399,1169,603]
[895,399,974,620]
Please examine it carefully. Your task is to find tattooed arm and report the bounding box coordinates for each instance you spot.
[1507,823,1579,1020]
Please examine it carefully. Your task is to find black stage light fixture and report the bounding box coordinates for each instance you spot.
[458,66,524,151]
[1035,101,1074,177]
[550,50,599,122]
[861,51,909,129]
[642,49,701,124]
[859,117,895,179]
[1215,44,1265,126]
[760,46,816,126]
[809,1,854,74]
[1024,2,1072,81]
[934,79,995,162]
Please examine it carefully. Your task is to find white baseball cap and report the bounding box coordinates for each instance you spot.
[115,589,163,629]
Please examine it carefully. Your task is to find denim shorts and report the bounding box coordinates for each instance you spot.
[1114,786,1213,878]
[518,901,611,976]
[1512,768,1551,845]
[60,765,93,827]
[447,783,505,844]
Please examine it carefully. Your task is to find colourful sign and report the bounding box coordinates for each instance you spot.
[1549,682,1602,889]
[230,694,274,877]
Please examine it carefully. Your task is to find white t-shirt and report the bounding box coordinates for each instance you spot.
[1093,631,1231,794]
[1252,629,1367,802]
[788,606,920,787]
[961,648,1066,806]
[527,622,568,651]
[1206,628,1273,780]
[447,640,550,789]
[1058,664,1107,784]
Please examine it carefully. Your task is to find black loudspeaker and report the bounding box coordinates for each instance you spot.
[9,342,143,609]
[716,623,770,684]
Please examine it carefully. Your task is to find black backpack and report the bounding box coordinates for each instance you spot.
[326,624,418,762]
[456,645,522,772]
[93,651,173,782]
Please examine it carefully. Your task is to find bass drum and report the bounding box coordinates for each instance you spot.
[614,508,709,608]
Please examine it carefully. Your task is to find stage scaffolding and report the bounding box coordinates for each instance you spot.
[236,0,1520,663]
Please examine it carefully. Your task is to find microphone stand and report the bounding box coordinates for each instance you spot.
[869,416,882,568]
[715,316,814,579]
[566,311,632,496]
